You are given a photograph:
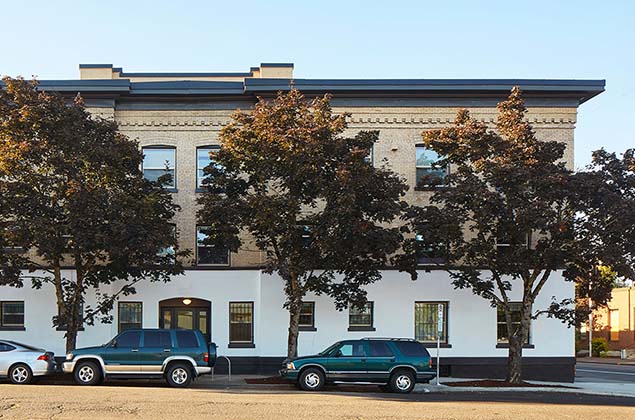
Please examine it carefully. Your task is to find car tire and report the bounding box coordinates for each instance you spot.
[74,361,101,386]
[389,369,415,394]
[9,363,33,385]
[298,367,325,391]
[166,363,193,388]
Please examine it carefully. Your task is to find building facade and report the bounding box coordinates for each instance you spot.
[0,63,604,381]
[583,287,635,352]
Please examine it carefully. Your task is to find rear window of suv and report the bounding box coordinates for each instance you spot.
[176,330,199,348]
[394,341,430,357]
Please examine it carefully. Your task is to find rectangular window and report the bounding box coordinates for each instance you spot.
[196,226,229,266]
[197,146,220,188]
[496,229,529,257]
[118,302,143,333]
[497,302,530,344]
[609,309,620,342]
[349,302,374,330]
[415,228,447,265]
[364,145,373,165]
[415,302,448,344]
[416,146,447,188]
[299,302,315,329]
[229,302,254,344]
[0,301,24,329]
[157,224,176,259]
[142,147,176,188]
[56,304,84,331]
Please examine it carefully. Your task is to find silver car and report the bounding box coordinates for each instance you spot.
[0,340,56,384]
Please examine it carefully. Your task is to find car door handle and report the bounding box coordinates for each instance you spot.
[361,358,367,362]
[131,349,139,352]
[163,349,171,353]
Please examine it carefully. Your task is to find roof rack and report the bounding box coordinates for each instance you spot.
[360,337,417,342]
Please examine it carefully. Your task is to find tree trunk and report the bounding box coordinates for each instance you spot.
[287,301,302,358]
[506,335,523,384]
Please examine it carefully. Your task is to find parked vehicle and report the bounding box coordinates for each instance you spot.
[280,338,435,393]
[62,329,216,387]
[0,340,57,384]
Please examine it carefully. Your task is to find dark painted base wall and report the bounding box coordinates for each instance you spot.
[212,356,576,383]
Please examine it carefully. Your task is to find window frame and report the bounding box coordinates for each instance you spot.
[414,301,449,346]
[196,225,230,266]
[118,301,143,333]
[228,301,255,348]
[415,144,449,189]
[298,301,316,331]
[141,145,177,189]
[496,302,532,347]
[196,145,221,190]
[0,301,25,330]
[348,302,375,332]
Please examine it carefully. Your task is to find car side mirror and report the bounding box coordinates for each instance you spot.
[334,350,342,358]
[111,340,118,348]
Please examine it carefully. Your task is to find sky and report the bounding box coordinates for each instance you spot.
[0,0,632,168]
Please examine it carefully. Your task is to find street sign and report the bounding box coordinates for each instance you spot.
[436,303,443,385]
[437,303,444,334]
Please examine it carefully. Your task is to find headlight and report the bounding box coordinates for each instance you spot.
[286,362,295,370]
[66,353,74,360]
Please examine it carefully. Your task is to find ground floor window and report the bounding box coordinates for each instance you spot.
[415,301,448,344]
[0,301,24,329]
[497,302,530,344]
[118,302,143,333]
[299,302,315,330]
[229,302,254,346]
[348,302,374,331]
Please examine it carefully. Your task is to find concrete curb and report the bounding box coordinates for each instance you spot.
[421,384,635,399]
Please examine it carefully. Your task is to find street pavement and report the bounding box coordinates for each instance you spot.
[576,361,635,383]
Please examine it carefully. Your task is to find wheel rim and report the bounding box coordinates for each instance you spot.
[11,366,29,383]
[78,366,95,383]
[395,375,412,391]
[304,372,320,388]
[172,368,189,385]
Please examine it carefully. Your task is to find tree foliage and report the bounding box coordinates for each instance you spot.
[197,89,409,357]
[0,77,187,352]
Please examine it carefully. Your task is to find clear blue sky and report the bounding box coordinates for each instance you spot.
[1,0,632,168]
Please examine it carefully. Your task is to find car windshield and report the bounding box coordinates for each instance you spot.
[6,341,42,351]
[318,342,340,356]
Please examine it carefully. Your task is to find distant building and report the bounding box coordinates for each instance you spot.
[585,287,635,351]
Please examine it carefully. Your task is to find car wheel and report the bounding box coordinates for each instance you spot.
[299,368,325,391]
[389,369,415,394]
[9,364,33,385]
[166,363,193,388]
[74,361,101,386]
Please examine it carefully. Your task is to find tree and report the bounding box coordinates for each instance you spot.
[197,89,409,357]
[0,77,187,352]
[403,87,608,383]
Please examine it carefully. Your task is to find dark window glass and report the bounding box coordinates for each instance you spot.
[368,341,394,357]
[1,301,24,327]
[496,229,529,257]
[0,343,16,352]
[229,302,253,343]
[299,302,315,328]
[116,330,140,348]
[496,302,529,344]
[118,302,142,333]
[415,302,448,343]
[416,146,447,187]
[394,341,430,357]
[197,226,229,265]
[142,147,175,188]
[349,302,373,327]
[197,146,220,188]
[144,330,172,348]
[176,330,199,348]
[337,341,366,357]
[415,227,447,265]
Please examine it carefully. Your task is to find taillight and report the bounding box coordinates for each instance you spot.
[203,352,209,363]
[37,354,49,361]
[429,358,433,369]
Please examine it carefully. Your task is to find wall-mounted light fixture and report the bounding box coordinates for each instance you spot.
[182,298,192,306]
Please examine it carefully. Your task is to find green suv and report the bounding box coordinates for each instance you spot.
[62,329,216,388]
[280,338,435,393]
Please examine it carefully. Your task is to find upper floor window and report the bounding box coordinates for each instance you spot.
[416,146,447,188]
[196,226,229,266]
[415,225,447,265]
[157,224,176,259]
[496,229,529,258]
[142,147,176,188]
[0,301,24,330]
[197,146,220,188]
[349,302,374,331]
[364,145,373,165]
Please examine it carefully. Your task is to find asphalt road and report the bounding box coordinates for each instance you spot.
[576,362,635,383]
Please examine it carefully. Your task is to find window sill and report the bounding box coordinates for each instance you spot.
[162,188,178,193]
[56,327,85,332]
[0,326,25,331]
[496,343,535,349]
[228,343,255,348]
[299,326,317,332]
[421,343,452,348]
[414,185,449,191]
[348,326,376,332]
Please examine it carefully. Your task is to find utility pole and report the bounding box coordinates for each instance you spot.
[588,296,593,357]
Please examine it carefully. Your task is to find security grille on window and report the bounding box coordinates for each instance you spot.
[118,302,142,333]
[142,147,176,188]
[0,301,24,329]
[496,302,530,344]
[229,302,254,344]
[299,302,315,329]
[349,302,373,329]
[197,146,220,188]
[415,302,448,343]
[416,146,448,187]
[196,226,229,265]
